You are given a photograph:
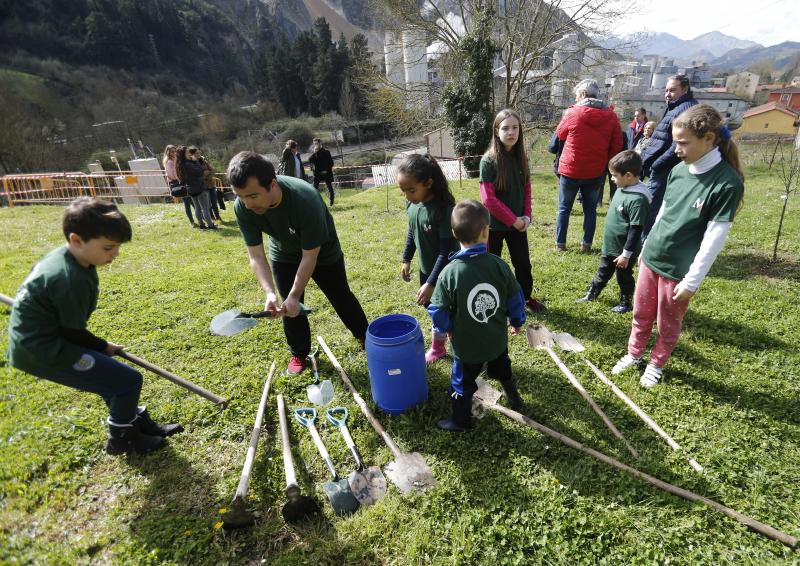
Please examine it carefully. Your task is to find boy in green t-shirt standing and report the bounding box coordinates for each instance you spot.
[576,150,651,313]
[428,200,527,432]
[6,197,182,455]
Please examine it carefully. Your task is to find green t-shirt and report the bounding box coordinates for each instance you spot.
[479,154,524,231]
[235,175,343,265]
[643,161,744,281]
[7,246,99,376]
[602,184,650,260]
[406,199,457,275]
[431,251,521,364]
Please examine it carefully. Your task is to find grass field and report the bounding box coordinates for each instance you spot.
[1,157,798,565]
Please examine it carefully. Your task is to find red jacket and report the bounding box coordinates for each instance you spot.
[556,101,623,179]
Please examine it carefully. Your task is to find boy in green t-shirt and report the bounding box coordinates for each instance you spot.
[576,150,651,313]
[428,200,527,432]
[6,197,182,455]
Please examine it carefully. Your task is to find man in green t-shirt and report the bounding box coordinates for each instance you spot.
[428,200,527,432]
[226,151,369,375]
[6,197,182,455]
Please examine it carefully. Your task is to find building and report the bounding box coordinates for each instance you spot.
[679,64,713,88]
[767,87,800,111]
[616,91,749,125]
[739,102,799,137]
[725,72,759,100]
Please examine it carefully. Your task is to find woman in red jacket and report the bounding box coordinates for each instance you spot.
[555,79,623,252]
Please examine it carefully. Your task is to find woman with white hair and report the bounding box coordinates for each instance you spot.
[554,79,623,252]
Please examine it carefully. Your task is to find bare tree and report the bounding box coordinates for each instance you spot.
[770,142,800,261]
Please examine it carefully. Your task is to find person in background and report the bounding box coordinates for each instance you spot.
[199,152,222,222]
[177,146,216,230]
[554,79,623,252]
[627,108,648,150]
[163,144,195,227]
[634,121,656,156]
[309,138,336,206]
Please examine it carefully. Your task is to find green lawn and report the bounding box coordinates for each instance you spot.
[1,161,798,565]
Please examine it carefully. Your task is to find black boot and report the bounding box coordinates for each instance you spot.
[136,406,184,437]
[575,283,602,303]
[611,294,633,314]
[105,417,166,455]
[437,393,472,432]
[500,379,524,411]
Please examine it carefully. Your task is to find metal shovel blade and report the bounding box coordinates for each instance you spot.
[552,332,586,353]
[306,380,335,406]
[210,309,260,336]
[347,466,388,506]
[383,453,437,495]
[281,485,320,524]
[322,478,360,516]
[221,495,254,529]
[527,324,555,349]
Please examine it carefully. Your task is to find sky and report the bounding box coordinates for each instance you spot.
[624,0,799,47]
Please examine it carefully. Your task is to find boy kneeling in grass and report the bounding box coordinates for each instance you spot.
[575,150,651,313]
[6,197,182,455]
[428,200,526,432]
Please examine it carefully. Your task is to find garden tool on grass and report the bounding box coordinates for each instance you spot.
[277,394,320,523]
[317,335,437,495]
[306,347,334,406]
[326,406,388,506]
[549,331,703,473]
[1,292,229,406]
[473,378,797,549]
[210,303,312,336]
[294,407,360,516]
[526,324,638,459]
[222,362,276,529]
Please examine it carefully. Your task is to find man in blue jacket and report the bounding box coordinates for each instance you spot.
[640,75,698,237]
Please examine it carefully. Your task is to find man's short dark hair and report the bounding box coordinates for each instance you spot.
[451,199,488,244]
[62,197,132,243]
[313,138,322,144]
[608,150,642,178]
[636,107,647,115]
[668,74,690,89]
[227,151,276,190]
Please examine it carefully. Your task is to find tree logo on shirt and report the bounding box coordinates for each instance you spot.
[467,283,500,324]
[692,198,703,211]
[289,226,296,235]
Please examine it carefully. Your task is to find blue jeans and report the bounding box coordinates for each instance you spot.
[182,196,195,224]
[643,171,669,238]
[44,349,143,423]
[555,175,603,246]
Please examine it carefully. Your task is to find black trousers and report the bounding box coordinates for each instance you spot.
[272,255,368,358]
[313,175,334,205]
[452,349,513,397]
[591,255,635,296]
[488,229,533,299]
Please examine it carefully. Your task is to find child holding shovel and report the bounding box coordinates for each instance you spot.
[611,105,745,388]
[398,154,458,364]
[6,197,183,455]
[428,200,527,432]
[575,150,651,313]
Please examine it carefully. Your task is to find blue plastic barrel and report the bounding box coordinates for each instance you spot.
[365,314,428,414]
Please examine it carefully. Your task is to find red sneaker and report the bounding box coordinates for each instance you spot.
[526,297,546,313]
[286,355,307,375]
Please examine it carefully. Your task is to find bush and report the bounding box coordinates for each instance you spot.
[278,123,315,151]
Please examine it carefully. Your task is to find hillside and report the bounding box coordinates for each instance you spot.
[711,41,800,74]
[605,31,763,64]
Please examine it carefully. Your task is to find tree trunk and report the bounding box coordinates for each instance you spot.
[772,193,790,261]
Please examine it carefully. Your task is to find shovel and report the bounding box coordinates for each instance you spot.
[550,330,704,473]
[210,303,312,336]
[222,362,276,529]
[473,378,797,550]
[0,293,13,307]
[317,335,437,495]
[527,324,638,459]
[326,406,388,506]
[294,407,360,516]
[277,394,320,523]
[307,348,334,406]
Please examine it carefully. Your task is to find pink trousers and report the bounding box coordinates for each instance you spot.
[628,264,691,368]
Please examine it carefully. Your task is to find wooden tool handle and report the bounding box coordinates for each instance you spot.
[234,362,276,500]
[317,336,403,458]
[277,395,299,490]
[0,293,13,307]
[118,351,229,406]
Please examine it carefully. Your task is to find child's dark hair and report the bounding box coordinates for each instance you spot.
[608,150,642,178]
[451,199,488,244]
[485,108,531,194]
[397,154,455,206]
[62,197,132,243]
[227,151,277,190]
[673,104,744,182]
